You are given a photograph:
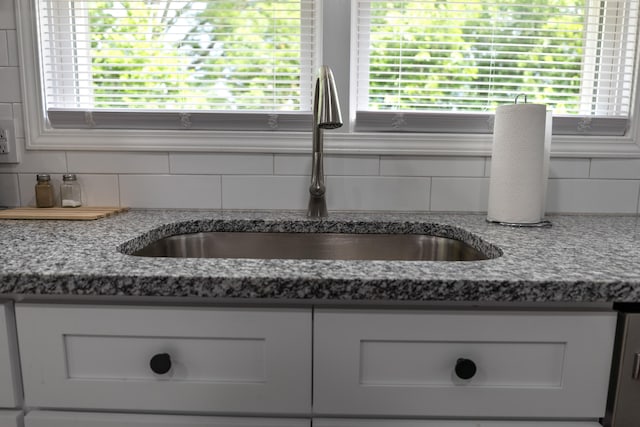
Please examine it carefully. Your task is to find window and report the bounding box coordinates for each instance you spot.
[355,0,638,136]
[37,0,315,131]
[16,0,640,154]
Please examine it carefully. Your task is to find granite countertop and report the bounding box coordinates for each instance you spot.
[1,209,640,305]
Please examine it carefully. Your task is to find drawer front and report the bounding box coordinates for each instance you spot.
[0,303,21,408]
[314,419,603,427]
[25,411,310,427]
[314,309,616,418]
[0,411,22,427]
[16,304,311,414]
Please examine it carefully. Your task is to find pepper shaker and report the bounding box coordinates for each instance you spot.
[35,174,55,208]
[61,174,82,207]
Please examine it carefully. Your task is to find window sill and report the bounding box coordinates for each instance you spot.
[24,126,640,158]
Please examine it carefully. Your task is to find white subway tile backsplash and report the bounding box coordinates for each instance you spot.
[275,154,380,176]
[0,68,21,102]
[549,158,591,178]
[325,155,380,176]
[222,175,307,210]
[6,31,16,66]
[431,177,490,212]
[0,138,67,173]
[0,173,19,207]
[0,0,16,30]
[274,154,308,175]
[485,158,591,179]
[590,159,640,179]
[546,179,640,214]
[67,152,169,174]
[22,174,120,207]
[0,32,8,66]
[11,103,23,138]
[326,176,430,211]
[5,153,640,214]
[0,104,11,117]
[77,174,120,207]
[381,156,485,177]
[119,175,221,209]
[170,153,273,175]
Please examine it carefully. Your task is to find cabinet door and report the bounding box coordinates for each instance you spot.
[314,419,603,427]
[314,309,616,419]
[0,303,21,408]
[16,304,311,414]
[25,411,310,427]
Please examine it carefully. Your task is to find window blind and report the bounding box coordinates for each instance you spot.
[37,0,316,131]
[355,0,639,135]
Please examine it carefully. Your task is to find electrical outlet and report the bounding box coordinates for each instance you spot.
[0,119,19,164]
[0,128,9,154]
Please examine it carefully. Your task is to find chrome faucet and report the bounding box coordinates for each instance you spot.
[307,65,343,217]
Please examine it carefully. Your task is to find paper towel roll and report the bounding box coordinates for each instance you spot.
[487,103,550,224]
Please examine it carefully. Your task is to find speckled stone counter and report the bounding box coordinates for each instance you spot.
[1,209,640,305]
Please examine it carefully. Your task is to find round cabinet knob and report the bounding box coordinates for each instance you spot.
[454,358,477,380]
[149,353,172,375]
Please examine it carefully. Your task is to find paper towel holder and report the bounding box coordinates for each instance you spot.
[486,94,553,228]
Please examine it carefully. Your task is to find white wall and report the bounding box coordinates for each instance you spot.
[1,0,639,214]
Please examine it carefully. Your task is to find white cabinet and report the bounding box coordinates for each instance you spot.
[0,303,21,409]
[12,303,618,424]
[16,304,311,414]
[313,309,616,419]
[24,411,309,427]
[0,411,22,427]
[314,419,603,427]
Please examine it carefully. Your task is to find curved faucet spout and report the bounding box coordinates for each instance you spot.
[308,66,343,218]
[316,66,343,129]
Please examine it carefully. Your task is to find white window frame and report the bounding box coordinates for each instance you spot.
[15,0,640,157]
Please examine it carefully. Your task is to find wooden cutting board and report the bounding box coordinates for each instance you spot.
[0,207,129,220]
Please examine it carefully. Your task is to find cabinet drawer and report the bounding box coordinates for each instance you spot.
[25,411,309,427]
[314,419,603,427]
[0,303,21,408]
[16,304,311,414]
[314,309,616,419]
[0,411,22,427]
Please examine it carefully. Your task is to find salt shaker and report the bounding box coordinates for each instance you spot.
[61,174,82,207]
[35,174,55,208]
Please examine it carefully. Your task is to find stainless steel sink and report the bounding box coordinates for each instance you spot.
[131,232,490,261]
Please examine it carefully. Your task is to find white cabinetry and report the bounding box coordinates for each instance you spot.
[314,309,616,419]
[15,304,311,414]
[24,411,309,427]
[12,303,617,425]
[0,303,21,409]
[314,419,603,427]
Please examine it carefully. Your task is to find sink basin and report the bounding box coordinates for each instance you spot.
[130,231,490,261]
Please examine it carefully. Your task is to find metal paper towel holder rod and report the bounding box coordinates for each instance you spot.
[514,94,528,104]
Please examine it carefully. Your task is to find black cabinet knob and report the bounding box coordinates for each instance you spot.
[150,353,172,375]
[454,358,477,380]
